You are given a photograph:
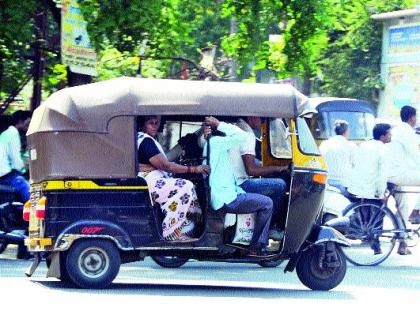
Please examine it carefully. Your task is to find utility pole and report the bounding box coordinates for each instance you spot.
[30,0,48,111]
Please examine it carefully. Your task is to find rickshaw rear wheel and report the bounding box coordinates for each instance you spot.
[65,239,121,289]
[151,255,189,268]
[296,245,347,291]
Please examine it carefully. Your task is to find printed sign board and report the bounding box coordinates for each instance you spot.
[388,24,420,55]
[61,0,97,76]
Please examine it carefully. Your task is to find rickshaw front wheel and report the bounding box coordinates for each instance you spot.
[296,244,347,291]
[65,239,121,289]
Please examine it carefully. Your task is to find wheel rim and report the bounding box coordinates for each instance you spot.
[308,249,338,280]
[343,204,397,266]
[78,247,110,279]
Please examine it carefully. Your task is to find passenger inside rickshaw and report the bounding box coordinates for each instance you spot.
[136,115,292,245]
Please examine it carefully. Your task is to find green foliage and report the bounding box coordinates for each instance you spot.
[0,0,36,98]
[2,0,417,108]
[220,0,334,81]
[317,0,416,103]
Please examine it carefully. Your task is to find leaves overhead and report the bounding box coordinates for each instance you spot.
[0,0,418,109]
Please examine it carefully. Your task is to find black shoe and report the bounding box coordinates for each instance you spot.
[247,246,277,258]
[371,241,382,255]
[408,215,420,224]
[397,242,412,255]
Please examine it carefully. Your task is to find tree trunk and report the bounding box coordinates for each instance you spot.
[30,0,48,112]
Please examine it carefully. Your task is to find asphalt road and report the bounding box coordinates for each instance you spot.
[1,244,419,315]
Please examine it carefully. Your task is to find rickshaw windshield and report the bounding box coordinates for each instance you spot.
[297,117,320,155]
[315,111,375,140]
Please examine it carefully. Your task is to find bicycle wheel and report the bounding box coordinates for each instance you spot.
[342,202,398,266]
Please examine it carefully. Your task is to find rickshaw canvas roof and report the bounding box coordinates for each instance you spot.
[308,97,376,115]
[28,77,308,135]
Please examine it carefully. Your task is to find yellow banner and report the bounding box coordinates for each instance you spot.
[61,0,97,76]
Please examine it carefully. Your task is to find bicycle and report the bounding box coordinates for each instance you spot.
[340,184,420,266]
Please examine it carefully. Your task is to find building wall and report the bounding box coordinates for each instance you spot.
[378,14,420,121]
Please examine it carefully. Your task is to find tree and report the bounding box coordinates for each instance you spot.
[317,0,416,103]
[220,0,335,92]
[81,0,336,93]
[0,0,63,113]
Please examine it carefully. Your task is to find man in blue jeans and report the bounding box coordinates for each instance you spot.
[204,116,275,257]
[0,110,31,202]
[233,117,288,240]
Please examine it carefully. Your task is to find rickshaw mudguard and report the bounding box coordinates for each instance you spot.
[284,226,349,273]
[53,220,134,251]
[313,226,350,247]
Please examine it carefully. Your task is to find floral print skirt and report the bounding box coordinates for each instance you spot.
[140,170,202,240]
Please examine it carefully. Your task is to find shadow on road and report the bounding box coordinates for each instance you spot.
[31,279,353,300]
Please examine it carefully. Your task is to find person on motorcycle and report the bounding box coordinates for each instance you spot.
[0,110,31,202]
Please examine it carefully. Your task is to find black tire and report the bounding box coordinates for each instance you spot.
[342,203,398,266]
[0,240,8,254]
[258,257,284,268]
[296,245,347,291]
[151,256,189,268]
[65,240,121,289]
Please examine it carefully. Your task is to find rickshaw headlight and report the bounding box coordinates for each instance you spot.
[23,201,31,221]
[35,197,47,219]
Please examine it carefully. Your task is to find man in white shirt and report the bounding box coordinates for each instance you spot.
[386,106,420,227]
[230,117,288,240]
[347,124,391,256]
[320,120,357,194]
[0,110,31,202]
[348,123,391,199]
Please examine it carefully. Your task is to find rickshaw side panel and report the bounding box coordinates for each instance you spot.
[42,184,159,248]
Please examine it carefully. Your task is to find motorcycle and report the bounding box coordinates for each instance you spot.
[0,184,28,258]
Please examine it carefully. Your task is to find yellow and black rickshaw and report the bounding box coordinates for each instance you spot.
[24,77,349,290]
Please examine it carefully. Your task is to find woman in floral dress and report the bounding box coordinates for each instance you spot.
[137,116,209,240]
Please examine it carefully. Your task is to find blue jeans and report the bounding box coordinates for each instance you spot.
[222,193,273,247]
[240,178,287,228]
[0,172,30,202]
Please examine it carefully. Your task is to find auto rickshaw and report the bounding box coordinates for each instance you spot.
[308,97,376,146]
[24,77,349,290]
